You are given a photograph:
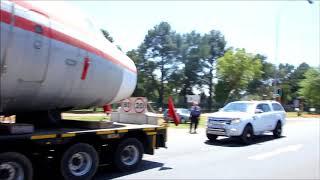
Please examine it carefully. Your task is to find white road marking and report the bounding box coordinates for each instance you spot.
[248,144,303,160]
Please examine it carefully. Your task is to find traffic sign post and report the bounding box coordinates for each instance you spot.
[186,95,200,104]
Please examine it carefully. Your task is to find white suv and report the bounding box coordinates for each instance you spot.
[206,101,286,144]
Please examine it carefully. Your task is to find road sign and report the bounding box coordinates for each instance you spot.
[134,97,146,113]
[121,99,132,112]
[186,95,200,103]
[120,97,148,113]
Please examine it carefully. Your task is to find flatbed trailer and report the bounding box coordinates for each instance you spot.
[0,121,167,180]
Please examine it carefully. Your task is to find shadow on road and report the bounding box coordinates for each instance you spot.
[95,160,171,180]
[205,135,286,147]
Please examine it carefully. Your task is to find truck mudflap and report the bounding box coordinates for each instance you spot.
[143,126,167,155]
[156,128,167,148]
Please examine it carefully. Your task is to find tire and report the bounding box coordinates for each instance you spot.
[0,152,33,180]
[180,117,185,124]
[241,125,254,145]
[60,143,99,180]
[113,138,143,172]
[206,134,218,141]
[273,121,282,138]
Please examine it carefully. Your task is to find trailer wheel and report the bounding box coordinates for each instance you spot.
[60,143,98,180]
[114,138,143,172]
[0,152,33,180]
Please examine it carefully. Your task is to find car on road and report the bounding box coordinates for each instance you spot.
[164,108,191,123]
[206,101,286,144]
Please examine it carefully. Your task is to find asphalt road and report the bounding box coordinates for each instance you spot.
[96,118,320,179]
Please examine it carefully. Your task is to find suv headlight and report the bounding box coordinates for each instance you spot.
[230,118,241,124]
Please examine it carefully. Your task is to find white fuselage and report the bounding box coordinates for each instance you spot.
[0,1,137,113]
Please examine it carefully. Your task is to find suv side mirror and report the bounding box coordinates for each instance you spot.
[255,109,264,114]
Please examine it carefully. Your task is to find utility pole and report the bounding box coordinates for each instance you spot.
[273,0,314,103]
[273,4,282,102]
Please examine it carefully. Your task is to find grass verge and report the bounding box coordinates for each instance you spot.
[62,112,319,129]
[62,115,109,121]
[286,112,320,118]
[167,116,207,129]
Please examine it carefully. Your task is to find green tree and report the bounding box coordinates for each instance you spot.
[288,62,310,101]
[277,63,295,81]
[216,49,262,104]
[201,30,226,111]
[175,31,204,105]
[247,54,276,99]
[127,49,159,102]
[214,80,231,107]
[276,63,295,104]
[101,29,123,51]
[139,22,178,108]
[127,50,144,96]
[101,29,114,42]
[299,68,320,110]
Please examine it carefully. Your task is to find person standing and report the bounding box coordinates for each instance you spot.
[189,102,201,134]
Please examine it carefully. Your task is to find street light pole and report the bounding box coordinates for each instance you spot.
[273,5,282,102]
[273,0,314,102]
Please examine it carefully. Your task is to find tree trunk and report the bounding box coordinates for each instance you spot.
[182,79,190,107]
[208,59,214,111]
[159,60,164,109]
[208,74,213,111]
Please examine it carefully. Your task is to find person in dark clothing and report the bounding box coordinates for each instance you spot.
[189,102,201,134]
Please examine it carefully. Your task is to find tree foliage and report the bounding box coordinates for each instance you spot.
[139,22,179,108]
[216,49,262,104]
[201,30,226,110]
[118,21,315,112]
[247,54,276,100]
[299,68,320,110]
[288,63,310,100]
[176,31,204,105]
[101,29,114,42]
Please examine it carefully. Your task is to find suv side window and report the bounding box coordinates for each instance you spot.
[256,104,271,112]
[272,103,284,111]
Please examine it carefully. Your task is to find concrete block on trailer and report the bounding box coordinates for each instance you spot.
[62,120,115,129]
[110,112,162,125]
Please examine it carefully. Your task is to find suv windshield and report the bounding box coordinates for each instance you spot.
[222,102,254,112]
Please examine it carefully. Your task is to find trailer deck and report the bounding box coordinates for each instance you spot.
[0,123,165,139]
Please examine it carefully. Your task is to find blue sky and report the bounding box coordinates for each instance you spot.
[70,1,319,67]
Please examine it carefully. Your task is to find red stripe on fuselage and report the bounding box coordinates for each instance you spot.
[10,0,91,39]
[0,8,11,24]
[14,13,51,37]
[0,9,136,73]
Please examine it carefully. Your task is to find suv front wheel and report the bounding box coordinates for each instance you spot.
[241,125,254,145]
[273,121,282,138]
[207,134,218,142]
